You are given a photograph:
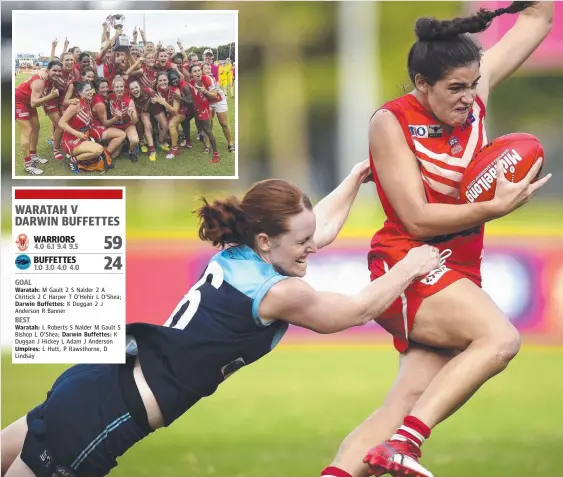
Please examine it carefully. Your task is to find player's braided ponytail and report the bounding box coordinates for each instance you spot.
[415,2,537,41]
[197,196,252,248]
[408,2,537,86]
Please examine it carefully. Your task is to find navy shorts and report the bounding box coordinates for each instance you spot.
[21,363,152,477]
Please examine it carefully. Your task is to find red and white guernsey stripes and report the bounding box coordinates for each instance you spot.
[368,93,487,269]
[385,94,488,203]
[69,99,93,132]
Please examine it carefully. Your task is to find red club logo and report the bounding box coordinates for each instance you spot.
[15,233,29,252]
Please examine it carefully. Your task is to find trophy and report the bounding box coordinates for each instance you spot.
[107,14,131,51]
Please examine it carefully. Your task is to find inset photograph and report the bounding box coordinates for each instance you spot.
[13,10,237,178]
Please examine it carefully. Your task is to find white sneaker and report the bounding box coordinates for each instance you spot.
[31,155,48,165]
[25,164,44,175]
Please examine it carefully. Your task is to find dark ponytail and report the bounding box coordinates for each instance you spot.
[409,2,536,85]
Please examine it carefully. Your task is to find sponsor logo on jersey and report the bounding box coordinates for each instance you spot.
[465,148,524,203]
[428,124,443,138]
[449,137,459,146]
[409,124,443,138]
[451,144,463,155]
[15,233,29,251]
[409,125,428,138]
[15,254,31,270]
[39,449,53,468]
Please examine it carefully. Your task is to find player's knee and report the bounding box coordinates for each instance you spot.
[130,135,139,147]
[495,326,521,365]
[94,144,105,156]
[484,324,521,370]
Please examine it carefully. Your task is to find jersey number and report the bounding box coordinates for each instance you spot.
[163,261,224,330]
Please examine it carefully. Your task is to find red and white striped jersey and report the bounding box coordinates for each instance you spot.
[67,98,93,132]
[368,93,487,270]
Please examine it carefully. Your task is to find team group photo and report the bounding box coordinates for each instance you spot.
[13,10,237,177]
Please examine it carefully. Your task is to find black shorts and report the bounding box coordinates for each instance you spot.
[21,363,152,477]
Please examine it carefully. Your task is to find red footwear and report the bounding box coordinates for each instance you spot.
[211,152,220,163]
[363,439,433,477]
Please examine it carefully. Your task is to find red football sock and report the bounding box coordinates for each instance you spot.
[321,466,352,477]
[30,150,37,156]
[393,415,431,448]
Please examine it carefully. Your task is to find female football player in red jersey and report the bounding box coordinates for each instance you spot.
[43,52,75,162]
[108,76,139,163]
[126,54,171,152]
[189,63,220,162]
[322,3,554,477]
[15,60,62,174]
[63,67,96,108]
[88,78,127,160]
[128,78,158,162]
[58,81,108,173]
[152,71,185,159]
[203,62,235,153]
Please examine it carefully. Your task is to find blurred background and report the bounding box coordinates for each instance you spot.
[2,1,563,477]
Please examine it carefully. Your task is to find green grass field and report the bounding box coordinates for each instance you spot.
[13,72,236,177]
[2,345,562,476]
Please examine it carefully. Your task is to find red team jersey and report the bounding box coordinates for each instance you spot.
[368,93,488,353]
[132,88,156,114]
[63,98,93,138]
[189,75,217,120]
[139,66,157,89]
[95,56,119,87]
[108,93,134,129]
[155,59,172,71]
[61,98,106,155]
[15,74,44,104]
[91,94,107,126]
[15,74,49,119]
[54,70,76,114]
[156,85,180,115]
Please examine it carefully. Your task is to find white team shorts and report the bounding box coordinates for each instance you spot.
[211,98,228,114]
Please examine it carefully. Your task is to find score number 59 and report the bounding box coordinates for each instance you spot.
[103,236,123,270]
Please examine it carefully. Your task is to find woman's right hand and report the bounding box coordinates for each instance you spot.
[491,158,552,217]
[76,132,87,140]
[401,245,441,277]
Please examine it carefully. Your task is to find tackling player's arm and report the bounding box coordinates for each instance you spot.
[313,159,372,250]
[478,2,553,106]
[30,80,57,108]
[370,110,547,239]
[259,245,440,334]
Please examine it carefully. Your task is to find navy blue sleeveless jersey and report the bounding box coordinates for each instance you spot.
[126,245,290,426]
